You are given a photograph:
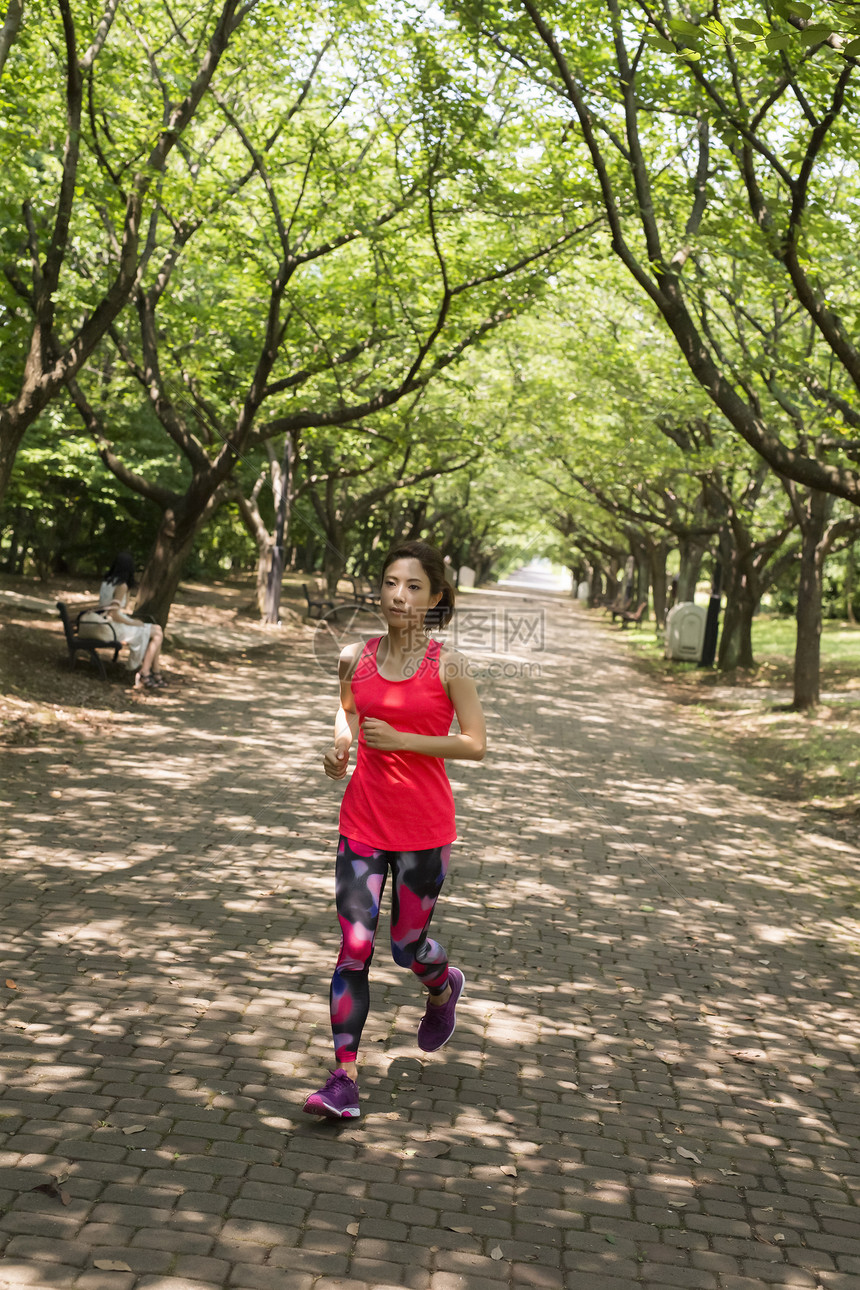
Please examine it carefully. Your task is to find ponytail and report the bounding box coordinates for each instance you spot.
[425,581,455,632]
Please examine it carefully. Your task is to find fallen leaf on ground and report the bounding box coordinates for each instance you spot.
[490,1246,504,1260]
[4,979,17,989]
[448,1225,472,1233]
[416,1142,450,1158]
[93,1261,132,1272]
[346,1222,359,1236]
[122,1125,146,1134]
[731,1049,766,1063]
[719,1169,740,1176]
[677,1147,702,1164]
[28,1182,70,1205]
[500,1165,517,1177]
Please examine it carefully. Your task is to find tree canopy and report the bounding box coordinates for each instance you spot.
[2,0,860,708]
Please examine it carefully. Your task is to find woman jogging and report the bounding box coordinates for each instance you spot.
[304,540,486,1120]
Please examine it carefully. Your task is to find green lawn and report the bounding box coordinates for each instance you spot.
[750,614,860,664]
[605,607,859,824]
[617,611,860,681]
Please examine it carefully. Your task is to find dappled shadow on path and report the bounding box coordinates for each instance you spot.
[0,595,858,1287]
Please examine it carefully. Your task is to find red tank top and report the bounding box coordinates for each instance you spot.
[339,636,456,851]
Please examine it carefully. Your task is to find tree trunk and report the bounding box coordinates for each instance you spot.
[255,543,274,616]
[0,408,31,511]
[845,542,857,625]
[263,434,295,624]
[135,483,222,626]
[636,555,649,611]
[793,491,831,710]
[677,536,706,602]
[322,528,347,597]
[649,541,669,626]
[588,566,603,607]
[718,572,756,670]
[0,0,24,80]
[134,517,198,629]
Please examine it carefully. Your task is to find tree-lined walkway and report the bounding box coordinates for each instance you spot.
[1,590,859,1290]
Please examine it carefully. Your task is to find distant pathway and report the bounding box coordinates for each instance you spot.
[0,591,858,1290]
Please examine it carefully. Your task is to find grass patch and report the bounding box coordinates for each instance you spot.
[602,609,860,832]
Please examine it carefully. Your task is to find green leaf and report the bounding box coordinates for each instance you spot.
[800,24,833,45]
[668,19,700,38]
[765,34,792,51]
[645,34,676,53]
[735,19,764,35]
[785,1,813,17]
[845,37,860,56]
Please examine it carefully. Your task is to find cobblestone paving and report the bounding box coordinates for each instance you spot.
[1,589,859,1290]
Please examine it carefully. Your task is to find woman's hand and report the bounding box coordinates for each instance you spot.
[324,738,351,779]
[362,718,406,752]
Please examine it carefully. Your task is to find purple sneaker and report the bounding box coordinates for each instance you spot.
[418,966,466,1053]
[303,1070,360,1119]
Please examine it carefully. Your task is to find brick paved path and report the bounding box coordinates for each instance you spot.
[1,589,859,1290]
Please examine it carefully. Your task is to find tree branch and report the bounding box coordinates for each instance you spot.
[66,378,179,507]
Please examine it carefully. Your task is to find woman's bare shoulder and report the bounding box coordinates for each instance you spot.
[338,639,367,679]
[438,644,474,681]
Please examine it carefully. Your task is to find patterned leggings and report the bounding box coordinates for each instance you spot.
[330,835,452,1063]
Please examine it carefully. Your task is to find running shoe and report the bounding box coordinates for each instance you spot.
[303,1069,360,1119]
[417,966,466,1053]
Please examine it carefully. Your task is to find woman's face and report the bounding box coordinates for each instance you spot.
[380,558,441,632]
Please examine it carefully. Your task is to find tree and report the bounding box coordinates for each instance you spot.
[66,8,595,624]
[0,0,258,501]
[456,0,860,509]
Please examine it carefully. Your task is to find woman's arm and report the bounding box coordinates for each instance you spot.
[363,648,486,761]
[102,582,143,626]
[323,642,362,779]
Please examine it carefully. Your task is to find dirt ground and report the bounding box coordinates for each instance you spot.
[0,571,312,746]
[2,572,858,840]
[2,579,860,1290]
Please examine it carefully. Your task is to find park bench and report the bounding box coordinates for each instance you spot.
[56,601,122,678]
[350,576,381,607]
[606,595,633,620]
[617,601,648,629]
[302,582,338,619]
[302,578,381,622]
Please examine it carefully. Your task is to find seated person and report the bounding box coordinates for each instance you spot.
[97,553,167,688]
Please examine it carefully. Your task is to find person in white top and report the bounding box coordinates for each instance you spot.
[98,554,167,688]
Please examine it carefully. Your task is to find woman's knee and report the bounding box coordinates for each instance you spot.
[392,938,445,972]
[390,942,415,970]
[335,948,373,975]
[153,625,164,644]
